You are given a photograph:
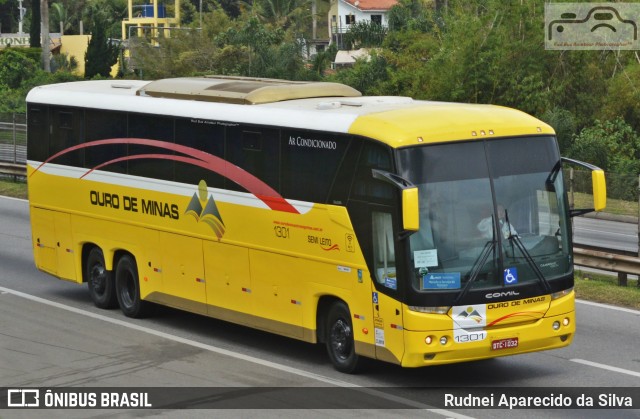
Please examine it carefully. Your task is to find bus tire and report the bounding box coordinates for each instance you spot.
[115,254,151,318]
[86,248,117,309]
[325,301,360,373]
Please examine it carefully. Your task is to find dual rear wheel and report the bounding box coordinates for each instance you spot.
[86,248,150,318]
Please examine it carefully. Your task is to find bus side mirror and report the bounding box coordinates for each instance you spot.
[591,169,606,212]
[561,157,607,217]
[372,169,420,232]
[402,187,420,231]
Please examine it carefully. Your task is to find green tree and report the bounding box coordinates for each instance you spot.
[0,49,39,90]
[330,52,389,95]
[387,0,433,32]
[51,2,72,33]
[84,14,120,78]
[570,118,640,172]
[343,21,387,50]
[0,48,80,113]
[541,107,576,154]
[83,0,127,39]
[570,118,640,200]
[600,63,640,133]
[254,0,311,32]
[30,0,41,47]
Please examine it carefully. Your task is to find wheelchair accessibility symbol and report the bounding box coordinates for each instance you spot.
[504,268,518,285]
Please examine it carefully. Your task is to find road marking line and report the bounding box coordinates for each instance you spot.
[576,299,640,315]
[574,227,635,238]
[0,285,472,417]
[0,195,27,203]
[570,359,640,379]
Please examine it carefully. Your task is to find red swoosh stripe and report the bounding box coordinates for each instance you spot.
[487,311,545,327]
[32,138,299,214]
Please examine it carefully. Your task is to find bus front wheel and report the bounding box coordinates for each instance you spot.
[325,301,360,373]
[86,248,117,309]
[115,255,151,318]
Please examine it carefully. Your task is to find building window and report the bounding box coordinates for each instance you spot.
[346,14,355,25]
[371,15,382,25]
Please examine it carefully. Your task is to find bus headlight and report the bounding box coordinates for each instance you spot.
[551,287,573,300]
[440,336,448,345]
[408,306,450,314]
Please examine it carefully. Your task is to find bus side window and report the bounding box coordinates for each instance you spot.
[27,106,49,162]
[174,118,225,188]
[372,212,396,286]
[128,113,174,181]
[84,109,127,174]
[328,138,361,205]
[281,130,350,203]
[50,107,83,167]
[352,142,394,201]
[227,127,279,193]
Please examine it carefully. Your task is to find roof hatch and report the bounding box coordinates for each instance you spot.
[136,75,362,105]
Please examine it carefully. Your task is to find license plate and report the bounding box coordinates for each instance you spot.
[492,337,518,350]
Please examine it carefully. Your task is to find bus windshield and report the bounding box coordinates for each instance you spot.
[397,136,571,303]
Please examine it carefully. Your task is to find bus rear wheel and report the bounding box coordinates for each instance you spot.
[325,301,360,373]
[86,248,117,309]
[115,255,151,318]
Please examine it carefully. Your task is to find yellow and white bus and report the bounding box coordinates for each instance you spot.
[27,76,606,372]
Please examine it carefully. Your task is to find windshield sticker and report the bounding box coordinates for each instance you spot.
[414,249,438,268]
[385,276,397,290]
[452,304,487,329]
[504,268,518,285]
[423,273,461,290]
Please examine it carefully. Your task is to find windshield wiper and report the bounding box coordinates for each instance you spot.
[504,210,551,294]
[454,237,496,305]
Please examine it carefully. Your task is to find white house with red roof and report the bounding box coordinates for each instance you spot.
[328,0,398,38]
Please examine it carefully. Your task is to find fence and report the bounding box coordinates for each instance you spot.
[569,168,639,204]
[0,113,27,178]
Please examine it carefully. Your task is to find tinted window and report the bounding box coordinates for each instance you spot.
[85,109,127,174]
[351,141,394,201]
[227,126,279,192]
[281,130,350,202]
[128,113,174,180]
[174,118,225,188]
[27,105,49,162]
[328,138,361,205]
[50,107,83,167]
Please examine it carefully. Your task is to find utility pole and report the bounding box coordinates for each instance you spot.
[312,0,317,40]
[41,0,50,72]
[18,0,27,35]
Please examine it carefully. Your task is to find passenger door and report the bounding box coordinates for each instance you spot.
[347,141,405,364]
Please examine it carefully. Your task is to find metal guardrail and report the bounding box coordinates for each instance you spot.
[573,244,640,287]
[0,162,27,177]
[0,114,27,180]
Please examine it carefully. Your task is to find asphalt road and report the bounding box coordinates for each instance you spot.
[0,196,638,418]
[573,216,638,253]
